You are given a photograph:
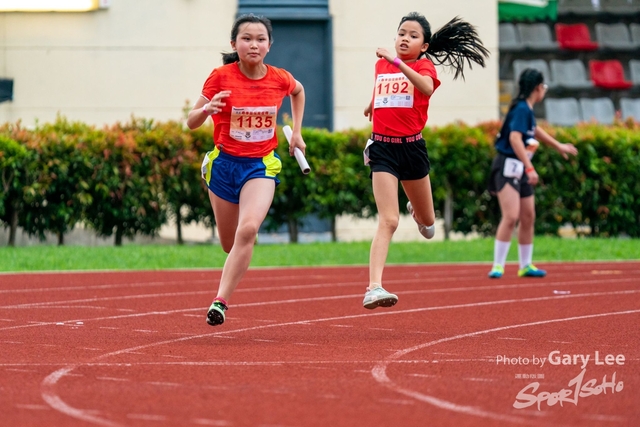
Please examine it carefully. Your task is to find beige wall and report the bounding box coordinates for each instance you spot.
[0,0,498,129]
[0,0,236,125]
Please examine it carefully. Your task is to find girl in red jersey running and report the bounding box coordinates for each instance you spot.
[187,14,306,326]
[362,12,489,309]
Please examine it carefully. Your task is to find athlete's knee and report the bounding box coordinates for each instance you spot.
[500,214,519,229]
[235,221,260,244]
[378,215,399,233]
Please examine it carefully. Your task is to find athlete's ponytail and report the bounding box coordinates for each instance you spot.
[399,13,489,80]
[221,14,274,65]
[508,68,544,111]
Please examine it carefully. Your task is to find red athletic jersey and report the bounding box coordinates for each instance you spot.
[201,63,296,157]
[371,58,441,136]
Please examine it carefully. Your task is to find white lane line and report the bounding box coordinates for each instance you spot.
[8,286,640,335]
[146,382,181,387]
[126,414,167,421]
[378,398,415,405]
[4,277,638,332]
[16,404,51,410]
[0,272,364,295]
[96,377,129,382]
[0,279,211,294]
[0,294,363,331]
[4,274,636,310]
[0,290,212,309]
[39,289,640,427]
[191,418,231,426]
[5,360,431,368]
[580,413,628,422]
[497,337,527,341]
[371,309,640,425]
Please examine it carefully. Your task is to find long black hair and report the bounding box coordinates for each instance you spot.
[221,14,274,65]
[508,68,544,111]
[399,12,489,80]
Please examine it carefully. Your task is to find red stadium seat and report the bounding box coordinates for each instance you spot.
[589,60,633,89]
[555,23,598,51]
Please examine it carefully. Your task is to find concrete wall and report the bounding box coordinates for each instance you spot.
[0,0,498,129]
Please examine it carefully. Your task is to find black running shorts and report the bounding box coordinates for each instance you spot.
[488,153,534,198]
[366,133,431,181]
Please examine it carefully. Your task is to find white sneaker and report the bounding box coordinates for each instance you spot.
[363,286,398,309]
[407,202,435,239]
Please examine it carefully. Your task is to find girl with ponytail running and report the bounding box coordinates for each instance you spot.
[487,68,577,279]
[362,12,490,309]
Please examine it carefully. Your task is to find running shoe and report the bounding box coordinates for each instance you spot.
[488,265,504,279]
[407,202,435,239]
[518,264,547,278]
[363,286,398,309]
[206,300,228,326]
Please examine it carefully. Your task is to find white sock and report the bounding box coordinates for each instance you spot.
[518,244,533,269]
[494,240,511,267]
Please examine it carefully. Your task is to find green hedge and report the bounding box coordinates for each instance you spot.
[1,117,638,245]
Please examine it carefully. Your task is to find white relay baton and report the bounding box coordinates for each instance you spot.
[283,125,310,175]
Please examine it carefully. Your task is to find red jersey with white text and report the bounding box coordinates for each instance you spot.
[371,58,441,136]
[201,63,296,157]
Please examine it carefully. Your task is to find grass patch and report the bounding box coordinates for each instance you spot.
[1,236,638,273]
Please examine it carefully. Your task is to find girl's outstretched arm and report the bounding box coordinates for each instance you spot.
[535,126,578,159]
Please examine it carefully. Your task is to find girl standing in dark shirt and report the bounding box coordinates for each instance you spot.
[488,68,577,279]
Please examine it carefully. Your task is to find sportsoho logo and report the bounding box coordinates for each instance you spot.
[496,350,626,411]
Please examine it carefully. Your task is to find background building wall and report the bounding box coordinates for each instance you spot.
[0,0,237,125]
[0,0,498,129]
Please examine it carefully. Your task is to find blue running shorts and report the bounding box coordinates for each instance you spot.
[201,147,282,204]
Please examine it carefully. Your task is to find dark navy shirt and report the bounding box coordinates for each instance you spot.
[495,100,536,157]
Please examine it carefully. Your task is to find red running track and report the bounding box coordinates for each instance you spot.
[0,261,639,427]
